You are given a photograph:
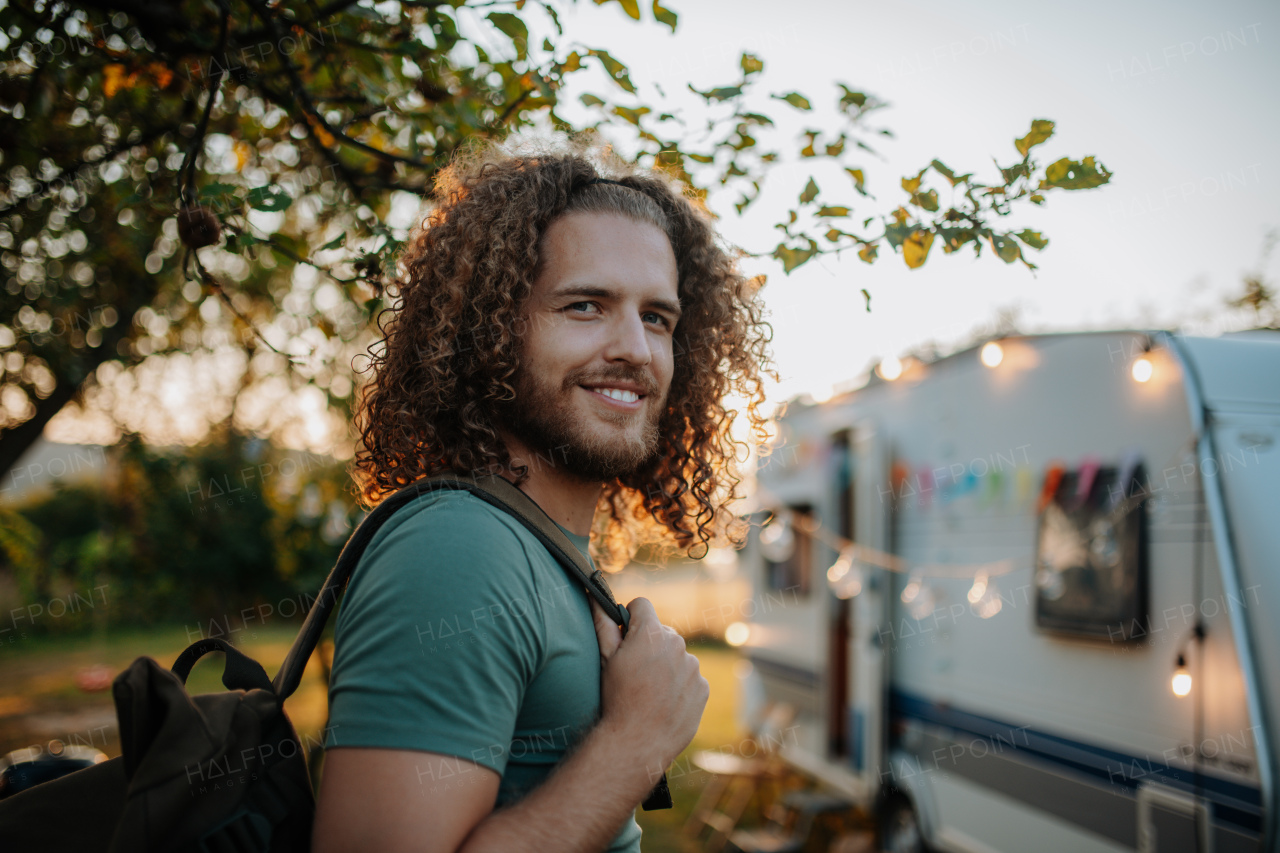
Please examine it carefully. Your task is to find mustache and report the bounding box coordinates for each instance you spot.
[568,368,659,396]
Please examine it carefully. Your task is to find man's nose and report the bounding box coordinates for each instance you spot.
[604,312,653,366]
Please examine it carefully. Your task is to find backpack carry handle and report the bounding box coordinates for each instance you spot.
[172,637,273,692]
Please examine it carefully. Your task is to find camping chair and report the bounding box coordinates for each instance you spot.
[725,788,857,853]
[683,701,797,852]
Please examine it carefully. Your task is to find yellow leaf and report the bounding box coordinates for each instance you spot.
[858,243,878,264]
[901,175,921,194]
[234,140,252,172]
[147,62,173,89]
[102,64,132,97]
[903,230,934,269]
[305,113,336,148]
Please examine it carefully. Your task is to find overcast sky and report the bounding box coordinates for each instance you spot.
[529,0,1280,409]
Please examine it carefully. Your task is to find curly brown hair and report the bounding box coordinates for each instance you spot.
[351,139,778,570]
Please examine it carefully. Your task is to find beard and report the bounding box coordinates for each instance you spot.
[496,362,665,483]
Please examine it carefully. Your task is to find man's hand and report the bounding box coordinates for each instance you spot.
[590,597,709,776]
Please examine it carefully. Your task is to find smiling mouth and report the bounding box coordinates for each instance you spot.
[580,386,644,405]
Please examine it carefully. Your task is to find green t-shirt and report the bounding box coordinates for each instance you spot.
[324,488,642,852]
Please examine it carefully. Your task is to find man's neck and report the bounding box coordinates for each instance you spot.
[496,432,603,537]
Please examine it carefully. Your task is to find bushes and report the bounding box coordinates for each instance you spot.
[1,430,355,636]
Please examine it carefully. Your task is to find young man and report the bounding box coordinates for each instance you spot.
[312,146,777,852]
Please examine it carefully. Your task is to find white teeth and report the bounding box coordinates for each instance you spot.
[592,387,639,403]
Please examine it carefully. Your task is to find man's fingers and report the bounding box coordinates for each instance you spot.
[590,598,621,661]
[624,596,658,627]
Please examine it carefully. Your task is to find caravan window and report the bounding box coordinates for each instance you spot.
[1034,464,1148,641]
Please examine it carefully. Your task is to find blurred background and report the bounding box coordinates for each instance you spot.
[1,0,1277,851]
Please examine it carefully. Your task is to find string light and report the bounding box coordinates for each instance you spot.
[877,356,903,381]
[827,547,863,598]
[1172,654,1192,697]
[980,342,1004,368]
[758,516,795,563]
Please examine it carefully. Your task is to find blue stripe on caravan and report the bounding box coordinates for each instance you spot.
[890,687,1263,834]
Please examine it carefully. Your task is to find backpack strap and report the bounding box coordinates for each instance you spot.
[272,471,630,699]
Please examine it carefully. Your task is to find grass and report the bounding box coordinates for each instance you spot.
[0,630,751,852]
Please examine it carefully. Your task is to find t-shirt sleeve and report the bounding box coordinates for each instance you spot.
[323,495,546,776]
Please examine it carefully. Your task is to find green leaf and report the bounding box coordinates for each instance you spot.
[999,162,1031,184]
[487,13,529,61]
[613,105,651,125]
[589,49,637,94]
[846,168,866,195]
[861,288,872,311]
[740,52,764,75]
[837,84,867,111]
[1040,156,1112,190]
[799,177,819,204]
[1014,229,1048,250]
[773,92,812,111]
[114,191,143,212]
[816,206,850,217]
[652,0,678,30]
[690,84,743,102]
[580,93,605,107]
[773,240,818,273]
[320,231,347,252]
[228,232,262,252]
[199,181,241,199]
[929,159,971,187]
[912,189,939,212]
[247,185,292,212]
[595,0,641,19]
[989,232,1022,263]
[1015,119,1055,159]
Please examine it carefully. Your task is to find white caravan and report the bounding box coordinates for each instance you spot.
[738,329,1279,853]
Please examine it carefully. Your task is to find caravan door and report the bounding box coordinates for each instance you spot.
[847,420,891,794]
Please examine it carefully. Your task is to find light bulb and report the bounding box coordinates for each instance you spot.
[725,622,750,647]
[967,572,988,604]
[901,575,921,604]
[878,356,903,381]
[759,518,795,563]
[1132,357,1153,383]
[980,342,1004,368]
[1172,654,1191,697]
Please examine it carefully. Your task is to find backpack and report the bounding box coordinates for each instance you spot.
[0,471,671,852]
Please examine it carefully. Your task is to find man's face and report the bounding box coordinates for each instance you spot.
[499,211,680,483]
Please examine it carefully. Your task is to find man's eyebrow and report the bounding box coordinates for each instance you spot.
[549,285,683,319]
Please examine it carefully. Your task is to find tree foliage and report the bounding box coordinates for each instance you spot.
[3,428,354,632]
[0,0,1112,477]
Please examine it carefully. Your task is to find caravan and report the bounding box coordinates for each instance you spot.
[739,330,1279,852]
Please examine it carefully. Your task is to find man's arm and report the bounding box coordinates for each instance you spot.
[312,597,708,853]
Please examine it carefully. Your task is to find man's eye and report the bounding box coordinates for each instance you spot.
[643,312,670,328]
[566,302,597,314]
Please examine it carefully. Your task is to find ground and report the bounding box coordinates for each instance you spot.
[0,628,750,852]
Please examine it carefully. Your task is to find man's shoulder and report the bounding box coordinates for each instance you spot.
[372,487,532,551]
